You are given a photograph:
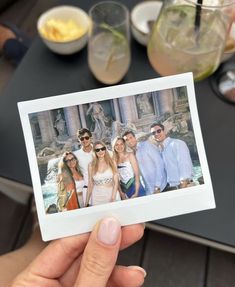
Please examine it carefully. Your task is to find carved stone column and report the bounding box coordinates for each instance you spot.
[112,98,121,122]
[118,96,138,123]
[64,106,81,137]
[37,111,56,144]
[157,89,174,116]
[79,105,87,128]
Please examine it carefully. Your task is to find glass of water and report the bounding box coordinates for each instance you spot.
[88,1,131,85]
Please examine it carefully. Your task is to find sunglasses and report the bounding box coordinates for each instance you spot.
[151,129,162,135]
[80,136,90,141]
[95,147,106,153]
[65,157,76,163]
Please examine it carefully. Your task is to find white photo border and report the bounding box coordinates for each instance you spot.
[18,73,215,241]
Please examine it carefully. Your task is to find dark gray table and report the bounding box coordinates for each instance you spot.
[1,0,235,251]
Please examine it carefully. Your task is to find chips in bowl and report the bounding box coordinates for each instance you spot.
[37,6,90,55]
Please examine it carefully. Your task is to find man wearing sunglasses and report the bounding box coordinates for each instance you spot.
[150,122,193,191]
[74,128,94,203]
[122,130,166,195]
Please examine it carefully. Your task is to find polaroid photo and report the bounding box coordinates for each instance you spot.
[18,72,215,241]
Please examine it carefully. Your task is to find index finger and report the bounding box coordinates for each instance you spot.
[29,233,89,278]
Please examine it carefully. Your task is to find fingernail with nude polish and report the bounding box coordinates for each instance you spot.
[97,217,121,245]
[128,266,147,278]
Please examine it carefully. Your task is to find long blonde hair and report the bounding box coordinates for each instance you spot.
[91,141,117,175]
[112,136,127,163]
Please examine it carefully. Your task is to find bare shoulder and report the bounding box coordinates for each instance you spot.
[127,151,135,160]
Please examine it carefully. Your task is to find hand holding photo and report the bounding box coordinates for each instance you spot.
[18,73,215,241]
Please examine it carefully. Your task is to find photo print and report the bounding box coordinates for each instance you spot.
[18,73,215,241]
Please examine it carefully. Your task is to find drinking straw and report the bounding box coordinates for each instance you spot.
[194,0,203,34]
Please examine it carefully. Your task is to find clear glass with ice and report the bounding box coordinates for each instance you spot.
[147,0,235,81]
[88,1,130,85]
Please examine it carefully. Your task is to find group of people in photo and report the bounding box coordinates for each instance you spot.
[55,122,194,212]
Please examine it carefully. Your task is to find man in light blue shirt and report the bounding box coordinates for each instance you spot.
[122,131,167,195]
[150,122,193,190]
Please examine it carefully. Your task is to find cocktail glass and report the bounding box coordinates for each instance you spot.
[147,0,235,81]
[88,1,130,85]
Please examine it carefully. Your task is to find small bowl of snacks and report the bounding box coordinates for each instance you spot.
[37,5,90,55]
[131,1,162,46]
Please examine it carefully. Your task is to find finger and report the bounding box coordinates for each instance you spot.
[60,256,82,287]
[28,222,144,282]
[60,224,145,286]
[75,217,121,287]
[107,265,146,287]
[60,261,146,287]
[29,233,89,278]
[120,223,145,250]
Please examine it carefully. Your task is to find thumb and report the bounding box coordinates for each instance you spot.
[75,217,121,287]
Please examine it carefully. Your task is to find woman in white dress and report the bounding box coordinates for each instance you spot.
[85,141,119,206]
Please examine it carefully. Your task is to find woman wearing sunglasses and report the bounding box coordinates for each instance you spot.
[85,141,119,206]
[57,151,85,211]
[112,137,146,199]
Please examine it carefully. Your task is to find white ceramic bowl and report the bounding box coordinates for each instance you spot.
[37,5,90,55]
[131,1,162,46]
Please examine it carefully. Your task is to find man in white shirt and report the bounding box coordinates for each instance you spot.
[150,122,193,190]
[74,128,93,203]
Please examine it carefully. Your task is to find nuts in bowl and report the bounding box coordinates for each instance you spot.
[37,5,90,55]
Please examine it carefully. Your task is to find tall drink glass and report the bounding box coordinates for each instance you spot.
[88,1,130,85]
[147,0,235,81]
